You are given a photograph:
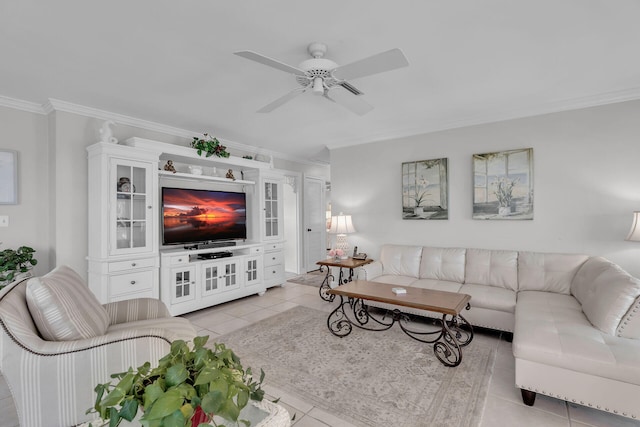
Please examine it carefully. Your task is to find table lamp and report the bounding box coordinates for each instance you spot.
[626,211,640,241]
[329,212,356,257]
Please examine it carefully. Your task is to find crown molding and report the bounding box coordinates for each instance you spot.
[39,98,323,166]
[0,95,47,114]
[326,86,640,150]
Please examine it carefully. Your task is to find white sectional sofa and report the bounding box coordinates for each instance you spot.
[356,244,640,420]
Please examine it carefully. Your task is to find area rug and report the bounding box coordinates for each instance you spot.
[287,270,325,287]
[217,306,497,427]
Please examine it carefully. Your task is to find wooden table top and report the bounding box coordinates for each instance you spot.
[327,280,471,316]
[316,257,373,269]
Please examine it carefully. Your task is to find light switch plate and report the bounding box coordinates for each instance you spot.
[0,215,8,227]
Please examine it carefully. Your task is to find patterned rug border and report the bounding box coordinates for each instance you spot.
[216,306,497,427]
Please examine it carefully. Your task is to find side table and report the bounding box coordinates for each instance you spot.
[316,257,373,301]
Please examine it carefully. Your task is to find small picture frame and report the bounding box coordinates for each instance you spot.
[0,150,18,205]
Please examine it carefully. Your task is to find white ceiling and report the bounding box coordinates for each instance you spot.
[2,1,640,163]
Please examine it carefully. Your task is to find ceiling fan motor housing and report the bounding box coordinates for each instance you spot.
[297,58,340,93]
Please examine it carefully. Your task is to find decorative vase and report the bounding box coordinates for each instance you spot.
[191,406,211,427]
[498,206,510,216]
[414,206,424,216]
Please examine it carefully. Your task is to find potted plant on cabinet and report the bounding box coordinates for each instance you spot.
[0,245,37,289]
[88,336,266,427]
[191,133,230,158]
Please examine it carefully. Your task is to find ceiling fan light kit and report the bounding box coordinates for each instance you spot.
[234,42,409,115]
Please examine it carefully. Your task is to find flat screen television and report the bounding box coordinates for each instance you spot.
[161,187,247,246]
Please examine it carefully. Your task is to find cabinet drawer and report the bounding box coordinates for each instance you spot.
[264,250,284,267]
[264,264,284,281]
[108,258,155,273]
[169,255,190,266]
[264,242,284,252]
[109,270,154,297]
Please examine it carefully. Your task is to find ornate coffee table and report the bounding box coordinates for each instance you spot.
[316,257,373,301]
[327,280,473,367]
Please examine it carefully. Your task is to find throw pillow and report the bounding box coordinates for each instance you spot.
[26,265,110,341]
[571,257,640,335]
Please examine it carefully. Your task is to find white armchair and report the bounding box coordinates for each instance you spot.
[0,266,197,427]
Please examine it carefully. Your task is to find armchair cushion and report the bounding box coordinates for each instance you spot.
[103,297,171,325]
[26,265,109,341]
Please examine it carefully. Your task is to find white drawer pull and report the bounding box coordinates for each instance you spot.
[130,281,136,285]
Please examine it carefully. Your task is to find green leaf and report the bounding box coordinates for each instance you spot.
[193,335,209,349]
[216,398,240,422]
[143,389,184,420]
[194,367,221,385]
[237,389,249,409]
[200,390,225,414]
[161,409,187,427]
[118,398,139,421]
[143,383,165,409]
[165,364,188,388]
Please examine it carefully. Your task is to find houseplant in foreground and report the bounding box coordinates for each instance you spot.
[89,336,265,427]
[0,245,37,289]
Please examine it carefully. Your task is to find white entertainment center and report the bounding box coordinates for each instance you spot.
[87,137,286,315]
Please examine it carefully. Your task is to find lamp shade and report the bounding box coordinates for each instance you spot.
[627,212,640,242]
[329,213,356,235]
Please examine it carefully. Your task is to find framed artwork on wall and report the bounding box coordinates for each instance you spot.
[473,148,533,220]
[402,158,448,220]
[0,150,18,205]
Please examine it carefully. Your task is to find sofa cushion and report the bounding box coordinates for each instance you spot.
[411,278,463,293]
[379,244,422,278]
[571,257,640,336]
[465,249,518,291]
[518,252,589,294]
[419,247,466,283]
[514,291,640,385]
[616,295,640,339]
[459,283,516,313]
[26,265,110,341]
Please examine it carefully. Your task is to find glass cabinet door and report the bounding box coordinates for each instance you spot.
[264,181,279,239]
[111,159,153,255]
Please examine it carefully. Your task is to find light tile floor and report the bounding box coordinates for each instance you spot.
[1,281,639,427]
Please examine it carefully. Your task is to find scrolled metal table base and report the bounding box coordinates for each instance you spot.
[327,296,473,367]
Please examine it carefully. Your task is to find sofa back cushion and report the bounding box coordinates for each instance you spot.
[380,244,422,278]
[518,252,589,294]
[26,265,110,341]
[464,249,518,291]
[571,257,640,336]
[419,247,466,283]
[617,295,640,339]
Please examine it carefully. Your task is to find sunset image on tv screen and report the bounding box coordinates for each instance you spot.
[162,188,246,244]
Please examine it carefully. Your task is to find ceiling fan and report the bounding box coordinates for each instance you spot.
[234,42,409,115]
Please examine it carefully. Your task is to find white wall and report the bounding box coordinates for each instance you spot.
[0,106,51,275]
[330,99,640,278]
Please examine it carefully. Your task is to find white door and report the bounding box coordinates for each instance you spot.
[303,176,326,272]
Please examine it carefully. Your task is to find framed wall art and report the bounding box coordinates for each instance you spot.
[402,158,448,220]
[473,148,533,220]
[0,150,18,205]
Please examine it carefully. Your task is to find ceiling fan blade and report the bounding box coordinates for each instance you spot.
[325,86,373,115]
[257,87,307,113]
[234,50,307,77]
[339,81,364,96]
[333,48,409,81]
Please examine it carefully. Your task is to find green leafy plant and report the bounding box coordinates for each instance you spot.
[191,133,230,158]
[88,336,265,427]
[0,245,37,288]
